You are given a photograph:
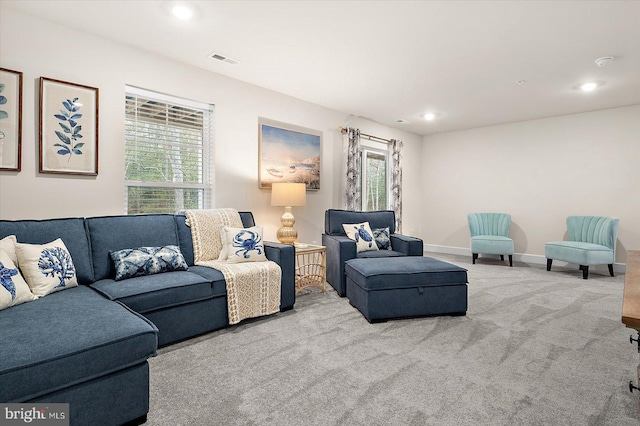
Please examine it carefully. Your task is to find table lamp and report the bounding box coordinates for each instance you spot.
[271,182,306,244]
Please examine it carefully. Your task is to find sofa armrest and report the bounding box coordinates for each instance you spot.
[322,234,357,297]
[391,234,423,256]
[264,241,296,310]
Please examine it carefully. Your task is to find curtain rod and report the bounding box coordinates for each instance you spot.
[338,126,391,143]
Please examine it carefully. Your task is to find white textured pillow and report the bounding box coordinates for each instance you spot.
[343,222,379,253]
[0,248,37,310]
[16,238,79,297]
[1,235,18,265]
[221,226,267,263]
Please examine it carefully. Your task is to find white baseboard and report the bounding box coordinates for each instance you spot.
[423,244,627,274]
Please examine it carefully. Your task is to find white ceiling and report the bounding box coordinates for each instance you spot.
[4,0,640,136]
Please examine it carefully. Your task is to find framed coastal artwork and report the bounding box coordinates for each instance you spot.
[0,68,23,171]
[39,77,99,175]
[258,118,321,190]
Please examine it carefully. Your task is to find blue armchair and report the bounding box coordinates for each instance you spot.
[545,216,619,279]
[322,209,423,296]
[468,213,514,267]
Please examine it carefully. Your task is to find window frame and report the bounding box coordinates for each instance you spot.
[124,86,214,214]
[361,145,390,211]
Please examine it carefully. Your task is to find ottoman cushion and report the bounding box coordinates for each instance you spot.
[345,256,468,290]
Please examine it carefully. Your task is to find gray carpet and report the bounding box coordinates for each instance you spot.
[146,254,638,425]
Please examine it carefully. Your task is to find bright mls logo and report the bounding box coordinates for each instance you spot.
[1,404,69,426]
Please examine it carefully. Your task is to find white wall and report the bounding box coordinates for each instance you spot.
[421,105,640,265]
[0,8,422,245]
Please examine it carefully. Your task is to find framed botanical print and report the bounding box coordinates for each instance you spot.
[39,77,99,175]
[0,68,23,171]
[258,117,321,190]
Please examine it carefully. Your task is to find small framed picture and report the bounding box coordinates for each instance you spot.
[258,118,321,190]
[0,68,23,171]
[39,77,99,175]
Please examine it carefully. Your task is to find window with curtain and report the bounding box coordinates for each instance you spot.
[124,87,213,214]
[361,147,389,211]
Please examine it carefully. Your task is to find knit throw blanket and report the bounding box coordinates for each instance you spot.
[184,208,281,325]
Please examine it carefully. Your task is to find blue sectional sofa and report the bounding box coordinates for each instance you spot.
[0,212,295,426]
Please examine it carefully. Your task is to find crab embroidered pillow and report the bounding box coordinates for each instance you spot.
[0,248,37,310]
[110,245,188,281]
[343,222,379,253]
[15,238,79,297]
[221,226,267,263]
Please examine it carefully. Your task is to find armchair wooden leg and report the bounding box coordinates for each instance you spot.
[582,265,589,280]
[608,264,614,277]
[500,255,504,261]
[472,253,478,264]
[546,259,552,271]
[508,255,513,267]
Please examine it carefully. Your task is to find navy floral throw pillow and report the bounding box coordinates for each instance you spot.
[373,227,391,250]
[110,245,188,281]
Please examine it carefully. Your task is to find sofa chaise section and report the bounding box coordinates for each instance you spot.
[0,286,157,426]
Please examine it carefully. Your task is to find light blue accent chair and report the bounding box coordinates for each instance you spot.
[545,216,619,280]
[468,213,514,267]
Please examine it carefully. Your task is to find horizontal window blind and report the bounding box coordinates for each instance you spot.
[125,87,213,214]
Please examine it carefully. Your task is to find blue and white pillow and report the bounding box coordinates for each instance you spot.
[373,227,391,250]
[15,238,79,297]
[0,248,37,310]
[110,245,188,281]
[220,226,267,264]
[343,222,378,253]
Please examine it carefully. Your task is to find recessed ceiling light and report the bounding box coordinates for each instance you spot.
[580,82,598,92]
[171,3,194,20]
[423,113,436,121]
[595,56,614,67]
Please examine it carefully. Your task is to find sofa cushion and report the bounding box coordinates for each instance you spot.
[90,271,214,314]
[188,265,227,296]
[110,245,188,281]
[16,238,79,297]
[357,250,406,259]
[86,214,179,281]
[0,218,94,284]
[0,285,157,402]
[325,209,396,236]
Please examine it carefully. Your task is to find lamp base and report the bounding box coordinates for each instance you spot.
[277,206,297,244]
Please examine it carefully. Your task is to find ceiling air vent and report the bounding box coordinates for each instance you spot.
[209,52,241,65]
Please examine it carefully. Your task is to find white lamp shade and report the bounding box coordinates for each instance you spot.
[271,183,307,207]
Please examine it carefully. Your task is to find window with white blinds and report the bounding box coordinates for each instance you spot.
[125,87,213,214]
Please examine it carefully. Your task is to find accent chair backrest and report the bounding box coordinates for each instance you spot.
[566,216,619,251]
[468,213,511,237]
[324,209,396,236]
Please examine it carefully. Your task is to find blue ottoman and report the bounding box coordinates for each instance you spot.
[345,257,468,323]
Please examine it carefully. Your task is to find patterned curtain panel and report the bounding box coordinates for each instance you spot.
[344,127,362,211]
[389,138,403,232]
